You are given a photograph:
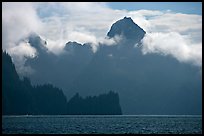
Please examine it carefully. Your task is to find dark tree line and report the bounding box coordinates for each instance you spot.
[2,50,122,115]
[67,91,122,115]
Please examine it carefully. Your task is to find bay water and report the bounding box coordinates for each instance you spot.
[2,115,202,134]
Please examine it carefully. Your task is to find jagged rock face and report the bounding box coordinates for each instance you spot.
[107,17,146,43]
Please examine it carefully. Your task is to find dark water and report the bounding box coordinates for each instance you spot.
[2,115,202,134]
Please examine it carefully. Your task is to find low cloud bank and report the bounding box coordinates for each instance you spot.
[141,32,202,67]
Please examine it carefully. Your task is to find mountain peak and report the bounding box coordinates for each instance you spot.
[28,33,48,52]
[107,17,146,42]
[123,16,132,20]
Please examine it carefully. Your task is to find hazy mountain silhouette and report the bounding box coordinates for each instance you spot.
[2,50,67,115]
[2,51,122,115]
[22,17,202,115]
[25,35,94,91]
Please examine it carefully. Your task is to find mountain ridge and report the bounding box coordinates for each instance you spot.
[13,17,202,115]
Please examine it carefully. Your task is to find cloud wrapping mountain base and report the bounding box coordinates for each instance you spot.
[141,32,202,67]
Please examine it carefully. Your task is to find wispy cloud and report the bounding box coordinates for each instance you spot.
[2,2,42,55]
[7,41,37,75]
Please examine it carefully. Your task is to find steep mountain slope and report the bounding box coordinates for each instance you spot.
[2,51,67,115]
[24,17,202,115]
[25,35,94,90]
[3,51,122,115]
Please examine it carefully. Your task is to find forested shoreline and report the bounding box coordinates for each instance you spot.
[2,51,122,115]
